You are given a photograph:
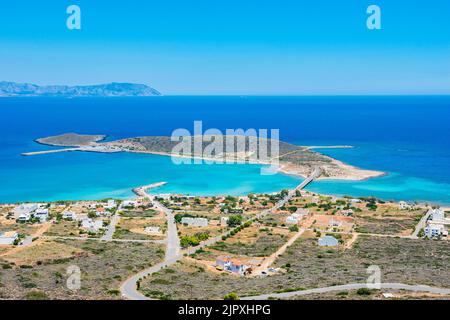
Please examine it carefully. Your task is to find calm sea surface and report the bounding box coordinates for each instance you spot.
[0,96,449,204]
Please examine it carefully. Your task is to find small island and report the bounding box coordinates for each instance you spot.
[36,133,107,147]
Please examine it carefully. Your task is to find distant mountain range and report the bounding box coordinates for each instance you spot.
[0,81,161,97]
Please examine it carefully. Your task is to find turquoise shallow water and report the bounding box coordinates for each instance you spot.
[0,96,450,204]
[304,145,450,205]
[307,174,450,205]
[0,151,301,203]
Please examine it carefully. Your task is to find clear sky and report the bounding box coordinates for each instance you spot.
[0,0,449,95]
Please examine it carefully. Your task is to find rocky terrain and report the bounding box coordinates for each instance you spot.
[36,133,107,147]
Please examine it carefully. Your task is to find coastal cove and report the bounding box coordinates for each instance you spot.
[0,96,450,205]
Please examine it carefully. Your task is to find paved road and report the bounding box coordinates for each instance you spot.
[120,169,322,300]
[120,256,181,300]
[410,209,432,238]
[242,283,450,300]
[20,236,34,246]
[153,199,181,260]
[101,212,120,241]
[120,195,181,300]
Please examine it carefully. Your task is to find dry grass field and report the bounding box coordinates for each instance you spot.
[44,221,80,237]
[139,235,450,300]
[2,241,84,266]
[114,215,167,240]
[0,239,164,300]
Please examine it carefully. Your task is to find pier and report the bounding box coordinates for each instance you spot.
[132,182,168,197]
[21,145,122,156]
[21,148,80,156]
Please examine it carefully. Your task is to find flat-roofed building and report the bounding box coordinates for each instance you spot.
[0,231,19,245]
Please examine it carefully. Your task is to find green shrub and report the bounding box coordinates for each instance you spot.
[223,292,239,300]
[25,290,48,300]
[356,288,373,296]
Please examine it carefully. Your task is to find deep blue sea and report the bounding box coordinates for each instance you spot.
[0,96,449,205]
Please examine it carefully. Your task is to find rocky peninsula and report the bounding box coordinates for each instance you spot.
[25,133,385,181]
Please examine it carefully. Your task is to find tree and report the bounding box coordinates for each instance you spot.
[288,206,297,213]
[356,288,373,296]
[418,229,425,238]
[227,215,243,227]
[289,225,299,232]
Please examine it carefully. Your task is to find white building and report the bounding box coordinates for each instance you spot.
[216,256,251,276]
[18,212,31,222]
[62,211,77,221]
[424,223,448,238]
[318,235,339,247]
[0,231,19,245]
[285,215,299,225]
[80,218,104,233]
[13,203,38,219]
[34,208,49,222]
[145,226,161,234]
[181,217,208,227]
[104,200,116,210]
[429,209,445,221]
[399,201,413,210]
[121,200,137,209]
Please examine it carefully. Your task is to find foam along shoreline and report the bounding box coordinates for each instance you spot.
[24,133,386,181]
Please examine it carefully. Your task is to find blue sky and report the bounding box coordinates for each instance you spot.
[0,0,449,95]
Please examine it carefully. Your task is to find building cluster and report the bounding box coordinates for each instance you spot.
[285,208,310,225]
[399,201,417,210]
[13,203,49,223]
